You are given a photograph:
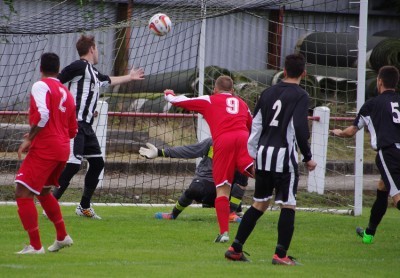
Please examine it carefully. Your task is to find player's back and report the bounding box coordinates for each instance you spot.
[59,59,110,124]
[368,91,400,149]
[256,82,308,148]
[204,93,251,140]
[29,77,76,160]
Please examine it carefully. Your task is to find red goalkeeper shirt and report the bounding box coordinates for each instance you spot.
[29,77,77,161]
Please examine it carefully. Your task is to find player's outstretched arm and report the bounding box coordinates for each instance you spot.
[110,66,145,86]
[139,138,212,159]
[329,125,358,138]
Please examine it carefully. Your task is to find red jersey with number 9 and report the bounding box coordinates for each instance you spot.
[29,77,78,161]
[166,92,252,140]
[166,92,253,185]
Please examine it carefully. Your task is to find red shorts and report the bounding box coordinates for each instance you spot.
[15,152,66,195]
[212,132,253,187]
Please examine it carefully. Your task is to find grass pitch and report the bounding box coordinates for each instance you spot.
[1,205,399,277]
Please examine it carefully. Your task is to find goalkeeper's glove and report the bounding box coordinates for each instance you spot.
[139,142,160,159]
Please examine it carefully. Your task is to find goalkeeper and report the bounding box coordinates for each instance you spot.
[139,137,247,222]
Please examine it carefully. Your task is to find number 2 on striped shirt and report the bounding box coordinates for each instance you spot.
[270,100,282,126]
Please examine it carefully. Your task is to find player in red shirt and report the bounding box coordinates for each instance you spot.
[14,53,78,254]
[164,76,254,242]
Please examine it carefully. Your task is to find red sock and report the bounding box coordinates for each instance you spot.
[16,198,42,250]
[215,196,230,234]
[37,194,67,241]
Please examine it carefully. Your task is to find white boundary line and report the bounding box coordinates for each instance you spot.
[0,201,353,215]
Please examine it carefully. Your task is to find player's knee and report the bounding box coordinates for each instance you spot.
[177,193,192,208]
[87,157,104,175]
[40,187,52,196]
[64,163,81,176]
[377,179,386,191]
[376,189,389,204]
[253,200,269,212]
[15,183,34,199]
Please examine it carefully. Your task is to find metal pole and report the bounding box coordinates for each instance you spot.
[197,0,210,142]
[354,0,368,216]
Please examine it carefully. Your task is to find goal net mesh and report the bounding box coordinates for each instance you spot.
[0,0,385,212]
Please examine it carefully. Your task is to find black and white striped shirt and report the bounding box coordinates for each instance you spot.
[58,59,111,124]
[354,90,400,150]
[248,82,312,173]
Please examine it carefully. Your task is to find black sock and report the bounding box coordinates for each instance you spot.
[275,208,295,258]
[53,163,80,200]
[231,206,263,252]
[397,200,400,210]
[80,157,104,209]
[367,190,388,235]
[171,202,187,219]
[229,184,245,213]
[80,196,91,209]
[171,193,192,219]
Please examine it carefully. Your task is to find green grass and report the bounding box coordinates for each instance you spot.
[1,205,399,277]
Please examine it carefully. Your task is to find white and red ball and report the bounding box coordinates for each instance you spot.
[148,13,172,36]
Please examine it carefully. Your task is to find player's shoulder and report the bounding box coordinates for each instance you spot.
[363,96,378,107]
[194,95,212,102]
[91,64,102,73]
[282,82,309,100]
[63,59,88,72]
[32,80,50,93]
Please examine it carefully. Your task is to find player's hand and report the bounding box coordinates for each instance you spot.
[305,159,317,171]
[129,66,145,81]
[139,143,159,159]
[329,129,342,137]
[164,89,175,99]
[18,138,31,160]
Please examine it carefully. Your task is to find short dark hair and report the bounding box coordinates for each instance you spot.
[378,66,399,89]
[284,53,306,78]
[40,52,60,75]
[215,76,233,91]
[76,35,95,56]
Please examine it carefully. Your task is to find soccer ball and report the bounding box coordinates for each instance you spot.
[148,13,172,36]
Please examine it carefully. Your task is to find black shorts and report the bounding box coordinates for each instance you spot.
[376,146,400,197]
[186,179,216,207]
[253,170,299,206]
[68,121,102,164]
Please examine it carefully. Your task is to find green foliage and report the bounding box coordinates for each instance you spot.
[1,0,17,21]
[4,0,16,13]
[188,65,236,96]
[0,205,398,277]
[234,81,266,113]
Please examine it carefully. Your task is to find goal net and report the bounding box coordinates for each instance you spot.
[1,0,395,214]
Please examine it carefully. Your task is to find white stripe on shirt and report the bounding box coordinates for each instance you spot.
[31,81,50,127]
